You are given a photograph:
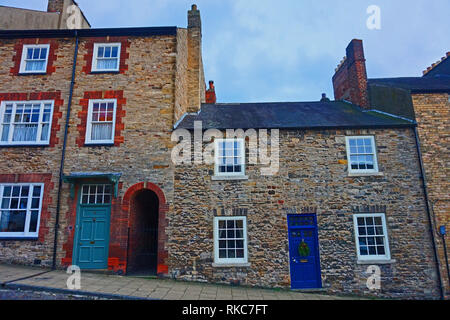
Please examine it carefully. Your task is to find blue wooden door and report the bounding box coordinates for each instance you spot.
[288,214,322,289]
[73,204,111,269]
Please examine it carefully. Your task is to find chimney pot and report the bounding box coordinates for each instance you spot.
[205,80,216,104]
[320,93,330,102]
[188,4,201,28]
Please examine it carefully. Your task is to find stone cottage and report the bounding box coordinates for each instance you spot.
[0,2,446,299]
[332,39,450,297]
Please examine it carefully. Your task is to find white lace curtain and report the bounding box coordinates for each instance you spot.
[91,123,113,141]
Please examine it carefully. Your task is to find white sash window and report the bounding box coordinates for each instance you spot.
[0,101,53,146]
[85,99,117,145]
[19,44,50,74]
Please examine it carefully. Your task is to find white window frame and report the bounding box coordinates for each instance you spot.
[19,44,50,74]
[85,99,117,145]
[345,136,379,174]
[353,213,391,261]
[214,216,248,265]
[0,183,44,239]
[91,43,121,72]
[214,138,246,177]
[0,100,54,146]
[80,184,112,205]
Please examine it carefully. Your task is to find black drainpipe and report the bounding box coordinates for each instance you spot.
[52,31,79,270]
[414,126,445,299]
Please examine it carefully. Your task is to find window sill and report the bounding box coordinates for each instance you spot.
[83,143,115,147]
[90,71,120,74]
[212,263,251,268]
[357,259,396,265]
[348,172,384,177]
[211,175,249,181]
[0,237,38,241]
[18,72,47,76]
[0,144,49,148]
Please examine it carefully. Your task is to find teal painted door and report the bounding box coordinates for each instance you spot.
[74,205,111,269]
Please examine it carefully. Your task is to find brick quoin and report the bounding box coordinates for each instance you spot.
[61,185,79,267]
[122,182,169,275]
[76,90,126,147]
[10,39,59,76]
[0,91,64,148]
[0,174,54,243]
[82,37,131,75]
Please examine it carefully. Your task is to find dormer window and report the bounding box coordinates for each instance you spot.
[19,44,50,74]
[91,43,121,72]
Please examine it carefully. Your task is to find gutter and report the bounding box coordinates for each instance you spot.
[0,27,177,39]
[413,126,445,299]
[52,31,79,270]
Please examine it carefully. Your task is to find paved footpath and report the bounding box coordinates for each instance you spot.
[0,264,361,300]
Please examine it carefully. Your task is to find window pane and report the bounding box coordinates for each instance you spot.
[25,60,46,72]
[12,187,20,197]
[13,124,38,142]
[111,46,118,58]
[0,210,26,232]
[1,125,10,141]
[32,186,42,197]
[1,198,9,209]
[91,123,113,141]
[29,210,39,233]
[219,250,227,258]
[104,47,111,58]
[98,47,104,58]
[40,48,47,59]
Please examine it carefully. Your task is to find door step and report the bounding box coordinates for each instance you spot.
[82,269,116,276]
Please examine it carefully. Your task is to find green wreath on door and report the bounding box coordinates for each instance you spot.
[298,240,310,257]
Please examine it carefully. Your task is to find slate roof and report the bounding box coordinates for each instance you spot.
[175,101,413,130]
[423,54,450,77]
[368,75,450,93]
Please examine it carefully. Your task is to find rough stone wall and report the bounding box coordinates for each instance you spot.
[58,35,178,271]
[174,28,189,124]
[412,93,450,295]
[186,6,205,113]
[0,38,75,267]
[171,128,440,299]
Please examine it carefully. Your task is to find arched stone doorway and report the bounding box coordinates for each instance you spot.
[128,189,159,274]
[123,182,169,276]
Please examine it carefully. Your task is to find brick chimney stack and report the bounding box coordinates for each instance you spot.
[47,0,65,13]
[186,4,206,113]
[332,39,369,109]
[206,81,216,104]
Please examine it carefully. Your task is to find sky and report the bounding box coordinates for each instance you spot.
[2,0,449,103]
